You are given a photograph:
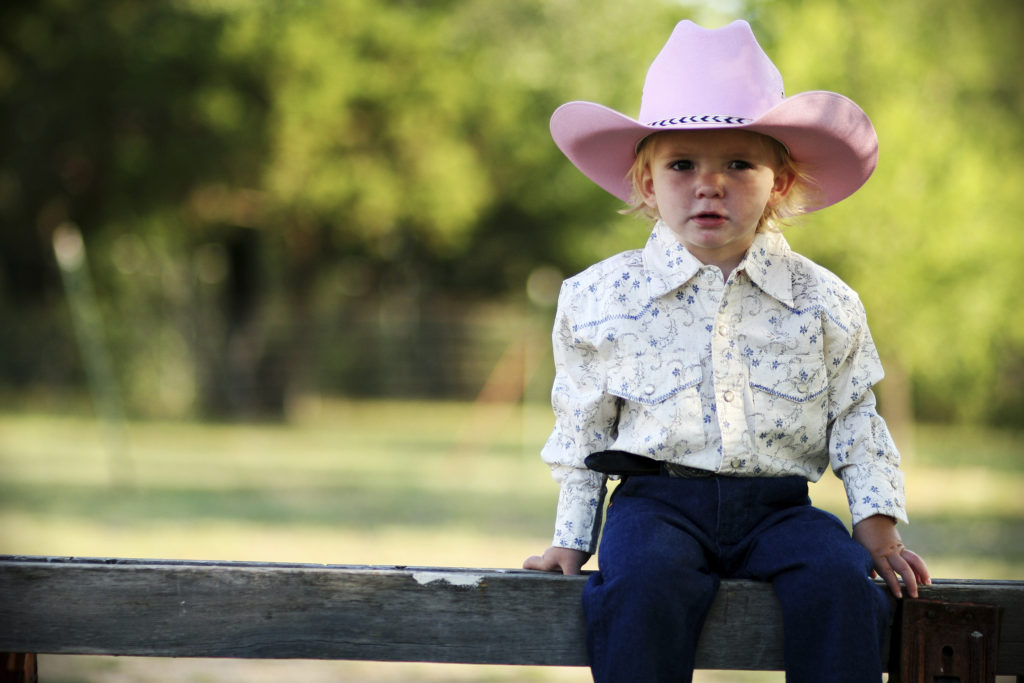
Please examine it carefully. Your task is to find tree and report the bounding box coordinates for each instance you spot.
[0,0,274,414]
[749,0,1024,424]
[4,0,1023,425]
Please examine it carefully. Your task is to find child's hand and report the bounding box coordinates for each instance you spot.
[852,514,931,598]
[523,546,590,575]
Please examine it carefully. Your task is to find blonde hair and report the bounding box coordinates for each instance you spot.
[622,131,816,232]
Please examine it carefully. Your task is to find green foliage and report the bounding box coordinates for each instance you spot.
[1,0,1023,423]
[245,0,688,269]
[750,0,1024,423]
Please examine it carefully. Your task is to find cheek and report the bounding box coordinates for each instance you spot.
[645,175,683,211]
[752,179,779,209]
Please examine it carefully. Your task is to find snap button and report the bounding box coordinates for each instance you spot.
[643,384,656,395]
[722,390,734,402]
[797,383,809,394]
[731,459,742,469]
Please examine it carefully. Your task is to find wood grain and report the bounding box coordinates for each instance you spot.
[1,556,1021,673]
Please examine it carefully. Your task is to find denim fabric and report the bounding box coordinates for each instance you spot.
[582,475,891,682]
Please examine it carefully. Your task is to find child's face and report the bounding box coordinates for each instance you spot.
[639,129,794,271]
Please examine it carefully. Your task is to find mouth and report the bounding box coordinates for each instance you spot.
[692,211,727,227]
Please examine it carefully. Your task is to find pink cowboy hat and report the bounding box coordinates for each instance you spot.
[550,20,878,211]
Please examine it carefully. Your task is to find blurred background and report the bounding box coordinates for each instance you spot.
[2,0,1022,680]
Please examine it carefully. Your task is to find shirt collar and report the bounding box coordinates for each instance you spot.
[740,230,796,307]
[643,221,795,307]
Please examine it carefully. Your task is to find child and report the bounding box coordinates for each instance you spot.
[523,19,930,682]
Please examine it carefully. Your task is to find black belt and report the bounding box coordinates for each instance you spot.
[584,450,715,478]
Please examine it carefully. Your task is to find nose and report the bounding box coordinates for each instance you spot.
[696,171,724,198]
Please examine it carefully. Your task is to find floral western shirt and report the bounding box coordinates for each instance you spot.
[541,221,907,554]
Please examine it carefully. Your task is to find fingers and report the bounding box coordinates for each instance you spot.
[559,560,582,576]
[905,549,932,586]
[874,547,931,599]
[889,556,913,598]
[522,555,552,572]
[901,548,932,593]
[523,547,588,575]
[878,561,906,598]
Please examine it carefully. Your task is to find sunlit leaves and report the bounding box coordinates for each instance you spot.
[755,0,1024,422]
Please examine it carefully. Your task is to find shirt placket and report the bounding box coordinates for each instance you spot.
[711,274,751,472]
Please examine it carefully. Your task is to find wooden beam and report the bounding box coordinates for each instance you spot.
[1,556,1021,674]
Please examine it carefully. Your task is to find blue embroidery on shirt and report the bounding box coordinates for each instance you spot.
[749,383,828,402]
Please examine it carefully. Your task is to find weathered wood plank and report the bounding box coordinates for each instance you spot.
[1,558,581,665]
[0,556,781,668]
[0,556,1021,673]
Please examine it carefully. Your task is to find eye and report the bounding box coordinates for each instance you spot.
[728,160,755,170]
[668,159,694,171]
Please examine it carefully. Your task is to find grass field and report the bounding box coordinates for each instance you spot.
[2,398,1022,682]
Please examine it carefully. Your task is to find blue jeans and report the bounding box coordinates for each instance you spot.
[582,474,891,683]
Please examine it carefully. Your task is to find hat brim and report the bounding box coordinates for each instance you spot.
[550,90,878,212]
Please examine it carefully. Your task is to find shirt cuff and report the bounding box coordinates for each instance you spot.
[841,463,909,526]
[551,470,607,554]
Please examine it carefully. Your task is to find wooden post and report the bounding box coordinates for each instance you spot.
[1,653,37,683]
[895,599,1000,683]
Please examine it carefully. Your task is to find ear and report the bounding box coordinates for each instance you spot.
[768,169,796,207]
[638,166,658,210]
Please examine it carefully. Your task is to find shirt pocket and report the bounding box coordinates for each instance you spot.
[606,353,706,449]
[747,353,829,454]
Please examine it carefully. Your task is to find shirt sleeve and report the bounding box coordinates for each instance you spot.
[826,299,908,526]
[539,282,619,554]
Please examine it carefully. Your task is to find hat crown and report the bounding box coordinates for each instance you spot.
[638,20,785,125]
[548,19,877,210]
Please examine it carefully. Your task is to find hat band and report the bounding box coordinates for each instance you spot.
[646,114,752,127]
